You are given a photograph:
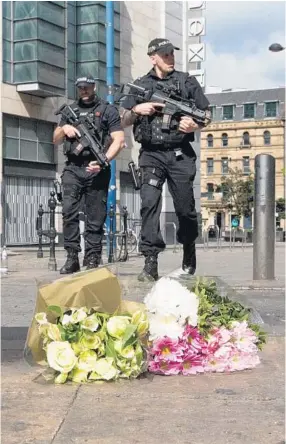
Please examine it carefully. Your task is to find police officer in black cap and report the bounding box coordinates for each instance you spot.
[120,38,211,282]
[53,75,125,274]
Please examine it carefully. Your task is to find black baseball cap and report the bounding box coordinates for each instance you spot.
[147,38,180,56]
[75,75,96,87]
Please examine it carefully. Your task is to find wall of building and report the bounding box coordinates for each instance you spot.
[200,88,285,231]
[1,1,188,245]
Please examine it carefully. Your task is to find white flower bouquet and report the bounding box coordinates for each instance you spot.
[35,306,149,384]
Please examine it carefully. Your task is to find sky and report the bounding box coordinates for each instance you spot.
[202,0,285,91]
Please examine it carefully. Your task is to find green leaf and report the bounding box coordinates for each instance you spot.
[58,324,66,341]
[106,338,117,360]
[123,334,138,349]
[47,305,62,317]
[121,324,138,348]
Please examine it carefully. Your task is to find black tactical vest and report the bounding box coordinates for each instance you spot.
[64,98,111,158]
[133,71,195,147]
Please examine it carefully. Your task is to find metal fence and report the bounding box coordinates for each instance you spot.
[202,225,248,252]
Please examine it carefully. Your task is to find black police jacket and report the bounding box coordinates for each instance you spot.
[59,98,116,160]
[122,69,210,147]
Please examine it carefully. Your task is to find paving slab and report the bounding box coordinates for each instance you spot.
[1,338,284,444]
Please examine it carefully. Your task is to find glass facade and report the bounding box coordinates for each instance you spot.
[2,1,120,99]
[75,1,121,99]
[2,1,66,95]
[3,114,55,164]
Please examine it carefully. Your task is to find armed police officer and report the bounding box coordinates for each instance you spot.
[53,75,125,274]
[120,38,211,282]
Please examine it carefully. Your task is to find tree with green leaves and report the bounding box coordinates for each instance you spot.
[220,167,254,217]
[276,198,285,221]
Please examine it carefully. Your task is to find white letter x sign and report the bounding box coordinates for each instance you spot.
[188,43,205,63]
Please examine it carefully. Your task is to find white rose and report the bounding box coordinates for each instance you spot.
[77,350,98,372]
[70,368,88,383]
[54,372,68,384]
[47,341,77,373]
[114,340,135,359]
[62,308,88,326]
[90,358,118,380]
[81,313,99,332]
[47,324,62,341]
[106,316,130,339]
[35,313,49,325]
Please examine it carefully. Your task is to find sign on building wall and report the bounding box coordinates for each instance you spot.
[188,18,205,36]
[188,68,205,87]
[188,1,206,10]
[186,1,206,87]
[188,43,205,63]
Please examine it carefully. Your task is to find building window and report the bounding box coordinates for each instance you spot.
[221,133,228,147]
[244,103,255,119]
[67,2,76,99]
[207,134,213,148]
[221,158,229,174]
[263,130,271,145]
[242,156,250,175]
[207,183,214,200]
[76,2,121,99]
[265,102,277,118]
[207,158,214,175]
[2,2,12,82]
[242,131,250,146]
[222,105,234,120]
[6,1,66,96]
[3,114,55,164]
[209,106,216,119]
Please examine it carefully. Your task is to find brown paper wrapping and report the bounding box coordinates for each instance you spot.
[24,267,145,366]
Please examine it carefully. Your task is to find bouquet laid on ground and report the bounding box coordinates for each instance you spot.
[145,278,266,376]
[35,306,148,384]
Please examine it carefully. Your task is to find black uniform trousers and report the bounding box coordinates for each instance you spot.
[139,146,198,256]
[61,161,110,256]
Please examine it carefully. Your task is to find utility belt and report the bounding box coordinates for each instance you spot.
[141,143,184,152]
[65,156,95,167]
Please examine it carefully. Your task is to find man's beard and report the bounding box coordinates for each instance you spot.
[81,93,96,104]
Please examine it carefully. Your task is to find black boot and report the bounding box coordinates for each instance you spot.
[60,249,80,275]
[83,255,88,267]
[138,255,159,282]
[182,242,196,275]
[86,253,101,270]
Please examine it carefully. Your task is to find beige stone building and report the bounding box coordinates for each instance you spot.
[200,87,285,231]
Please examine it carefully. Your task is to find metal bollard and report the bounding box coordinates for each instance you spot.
[79,212,85,258]
[108,204,115,263]
[253,154,276,280]
[215,226,221,252]
[36,204,44,258]
[162,222,178,252]
[48,191,57,271]
[203,230,208,251]
[118,206,128,262]
[171,222,178,253]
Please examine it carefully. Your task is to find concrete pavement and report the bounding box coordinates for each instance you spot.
[1,244,285,444]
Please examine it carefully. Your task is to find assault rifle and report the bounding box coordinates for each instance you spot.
[55,104,109,168]
[118,81,211,129]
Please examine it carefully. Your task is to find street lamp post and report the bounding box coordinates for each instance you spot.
[268,43,285,52]
[269,41,286,230]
